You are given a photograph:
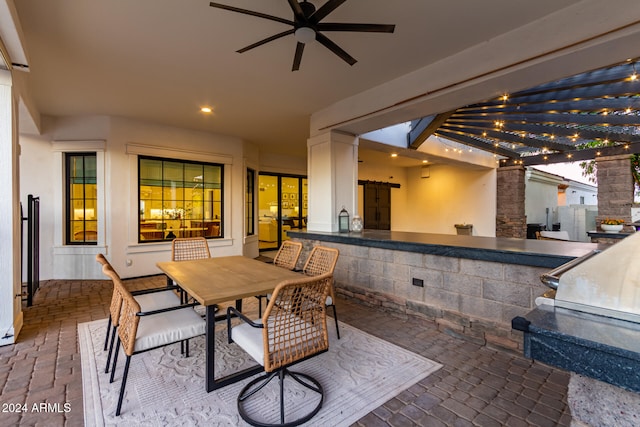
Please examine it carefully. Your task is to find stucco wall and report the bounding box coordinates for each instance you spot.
[19,115,256,279]
[358,161,497,237]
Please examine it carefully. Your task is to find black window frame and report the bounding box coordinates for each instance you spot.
[65,152,98,245]
[138,155,224,243]
[246,168,256,236]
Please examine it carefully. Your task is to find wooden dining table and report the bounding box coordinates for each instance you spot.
[156,255,302,392]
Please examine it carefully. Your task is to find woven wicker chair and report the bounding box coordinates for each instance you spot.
[171,236,211,260]
[97,254,181,374]
[107,270,205,416]
[227,272,332,426]
[256,241,303,316]
[170,237,214,308]
[301,246,341,339]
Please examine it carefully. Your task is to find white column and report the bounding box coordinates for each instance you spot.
[0,70,22,346]
[307,130,358,232]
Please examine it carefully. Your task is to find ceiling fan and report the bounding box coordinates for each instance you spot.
[209,0,395,71]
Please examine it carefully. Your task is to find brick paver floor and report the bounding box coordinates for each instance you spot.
[0,276,572,426]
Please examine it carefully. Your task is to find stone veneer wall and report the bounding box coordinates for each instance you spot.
[496,166,527,238]
[292,237,549,354]
[595,154,634,231]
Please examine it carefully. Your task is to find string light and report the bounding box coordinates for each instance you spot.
[631,62,637,81]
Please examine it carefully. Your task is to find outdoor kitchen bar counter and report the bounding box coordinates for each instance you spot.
[288,230,640,425]
[290,230,636,371]
[288,229,604,268]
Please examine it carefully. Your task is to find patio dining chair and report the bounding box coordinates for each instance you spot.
[170,237,214,309]
[107,270,205,416]
[171,236,211,261]
[255,240,303,316]
[227,272,332,426]
[301,246,341,339]
[96,254,181,374]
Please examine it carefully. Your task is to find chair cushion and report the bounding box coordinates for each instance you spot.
[232,316,325,368]
[134,290,181,312]
[134,307,205,353]
[231,320,265,366]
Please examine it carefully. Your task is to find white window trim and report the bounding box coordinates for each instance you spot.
[52,140,106,253]
[127,144,234,246]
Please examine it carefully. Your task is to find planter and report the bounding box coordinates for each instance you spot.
[601,224,623,233]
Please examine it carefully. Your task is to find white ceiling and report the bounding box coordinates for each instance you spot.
[8,0,628,162]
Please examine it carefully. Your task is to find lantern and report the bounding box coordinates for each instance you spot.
[338,207,350,233]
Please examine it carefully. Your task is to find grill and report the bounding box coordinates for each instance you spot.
[537,232,640,323]
[511,231,640,395]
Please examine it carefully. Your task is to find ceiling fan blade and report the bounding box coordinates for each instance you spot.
[287,0,306,22]
[237,29,295,53]
[209,2,293,26]
[317,23,396,33]
[292,42,305,71]
[316,33,356,66]
[310,0,347,24]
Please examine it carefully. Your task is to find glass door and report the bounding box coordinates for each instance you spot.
[258,174,307,251]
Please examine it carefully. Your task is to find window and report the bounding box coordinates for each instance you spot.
[246,168,255,236]
[66,153,98,245]
[138,156,223,242]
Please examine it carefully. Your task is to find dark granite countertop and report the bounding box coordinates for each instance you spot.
[288,230,604,268]
[586,230,633,239]
[513,305,640,393]
[521,305,640,357]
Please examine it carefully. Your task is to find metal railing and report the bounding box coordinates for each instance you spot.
[22,194,40,306]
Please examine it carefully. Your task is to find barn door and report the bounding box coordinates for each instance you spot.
[363,182,391,230]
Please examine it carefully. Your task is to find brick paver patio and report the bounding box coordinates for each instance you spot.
[0,276,571,426]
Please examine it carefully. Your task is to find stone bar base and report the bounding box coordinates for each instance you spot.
[336,280,524,354]
[568,374,640,427]
[289,230,600,354]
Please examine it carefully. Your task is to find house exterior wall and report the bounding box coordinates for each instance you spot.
[524,167,597,240]
[525,168,564,227]
[19,115,258,279]
[358,162,497,236]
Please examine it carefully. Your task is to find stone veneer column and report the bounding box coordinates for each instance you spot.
[595,154,634,230]
[496,166,526,238]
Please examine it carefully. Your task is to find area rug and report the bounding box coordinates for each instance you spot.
[79,318,441,426]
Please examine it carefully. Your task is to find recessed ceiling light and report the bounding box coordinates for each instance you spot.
[390,153,398,158]
[200,107,213,113]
